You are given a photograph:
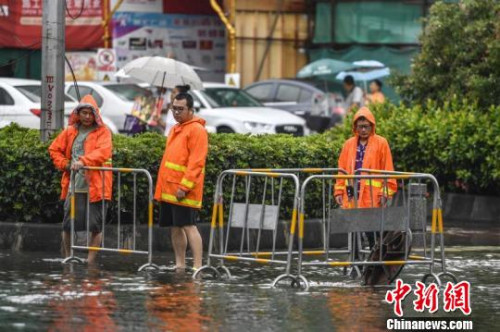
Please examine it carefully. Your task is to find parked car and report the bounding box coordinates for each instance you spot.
[190,83,308,136]
[65,81,152,133]
[0,78,117,133]
[244,79,345,132]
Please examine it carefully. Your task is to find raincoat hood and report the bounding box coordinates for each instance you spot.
[68,94,104,127]
[173,116,206,133]
[352,107,376,135]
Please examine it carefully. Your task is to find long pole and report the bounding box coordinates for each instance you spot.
[40,0,65,142]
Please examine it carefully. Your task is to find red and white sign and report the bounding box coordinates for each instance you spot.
[96,48,117,81]
[0,1,104,49]
[97,48,116,72]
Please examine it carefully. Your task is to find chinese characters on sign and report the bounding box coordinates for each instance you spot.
[385,280,471,317]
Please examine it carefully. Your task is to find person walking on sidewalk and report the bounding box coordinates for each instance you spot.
[48,95,113,264]
[154,93,208,271]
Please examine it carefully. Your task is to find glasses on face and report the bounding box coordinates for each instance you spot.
[172,106,188,113]
[356,124,372,131]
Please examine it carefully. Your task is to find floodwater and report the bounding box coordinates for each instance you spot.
[0,248,498,331]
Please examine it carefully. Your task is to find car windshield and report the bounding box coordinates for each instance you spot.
[16,85,74,102]
[200,87,263,108]
[104,84,152,102]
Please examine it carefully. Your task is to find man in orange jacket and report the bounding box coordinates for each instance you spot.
[154,93,208,271]
[49,95,112,264]
[334,107,397,248]
[335,107,396,208]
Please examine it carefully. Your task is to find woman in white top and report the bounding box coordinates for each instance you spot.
[156,85,191,136]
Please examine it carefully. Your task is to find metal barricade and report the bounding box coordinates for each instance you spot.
[62,166,159,272]
[194,170,301,283]
[194,167,348,286]
[291,170,457,290]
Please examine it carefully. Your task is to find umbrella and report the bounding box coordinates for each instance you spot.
[335,67,391,82]
[352,60,385,68]
[297,58,358,80]
[116,56,204,90]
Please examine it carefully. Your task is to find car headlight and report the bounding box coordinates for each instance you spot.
[243,121,273,131]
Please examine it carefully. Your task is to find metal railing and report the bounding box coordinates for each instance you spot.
[62,166,159,272]
[194,167,347,285]
[281,171,457,290]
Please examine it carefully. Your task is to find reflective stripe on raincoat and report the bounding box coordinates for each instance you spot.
[334,107,396,208]
[48,94,113,202]
[154,116,208,209]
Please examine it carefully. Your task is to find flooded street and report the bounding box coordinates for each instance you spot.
[0,247,498,331]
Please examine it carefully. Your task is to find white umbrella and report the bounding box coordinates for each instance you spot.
[116,56,204,90]
[352,60,386,68]
[335,67,391,82]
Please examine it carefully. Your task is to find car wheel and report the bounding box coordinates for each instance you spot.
[217,126,235,134]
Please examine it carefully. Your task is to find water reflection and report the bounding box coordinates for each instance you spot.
[327,288,387,331]
[48,266,117,331]
[0,250,498,331]
[146,279,211,331]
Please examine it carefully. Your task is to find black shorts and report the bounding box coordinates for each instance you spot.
[62,193,107,233]
[159,202,198,227]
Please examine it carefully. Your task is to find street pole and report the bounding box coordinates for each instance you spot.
[40,0,65,142]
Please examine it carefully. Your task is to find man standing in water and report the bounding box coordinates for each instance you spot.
[155,93,208,271]
[334,107,397,250]
[49,95,113,264]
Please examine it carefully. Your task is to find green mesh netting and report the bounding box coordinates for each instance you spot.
[334,2,423,44]
[0,49,42,80]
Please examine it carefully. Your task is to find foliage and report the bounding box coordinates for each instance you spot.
[327,100,500,195]
[0,124,342,223]
[390,0,500,108]
[1,101,499,224]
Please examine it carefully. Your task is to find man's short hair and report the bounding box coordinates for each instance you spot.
[174,92,194,109]
[372,79,383,89]
[343,75,355,86]
[175,85,191,94]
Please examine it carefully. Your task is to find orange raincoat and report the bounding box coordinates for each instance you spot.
[334,107,396,208]
[48,95,113,202]
[154,116,208,209]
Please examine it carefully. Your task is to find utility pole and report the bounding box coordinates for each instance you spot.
[40,0,65,142]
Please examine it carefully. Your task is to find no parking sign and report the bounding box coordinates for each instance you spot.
[96,48,117,81]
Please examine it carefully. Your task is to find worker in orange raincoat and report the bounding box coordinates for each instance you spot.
[49,95,112,264]
[154,92,208,271]
[334,106,397,209]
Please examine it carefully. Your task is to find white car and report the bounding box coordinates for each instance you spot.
[0,78,118,133]
[192,83,308,135]
[65,81,152,133]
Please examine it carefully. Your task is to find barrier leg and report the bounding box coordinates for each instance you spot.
[193,199,223,279]
[62,173,84,264]
[138,201,159,272]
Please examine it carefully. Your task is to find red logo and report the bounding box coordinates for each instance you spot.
[413,281,439,313]
[385,279,412,317]
[443,281,471,315]
[386,279,472,316]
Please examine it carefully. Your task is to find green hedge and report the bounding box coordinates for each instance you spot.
[0,124,341,223]
[1,100,499,223]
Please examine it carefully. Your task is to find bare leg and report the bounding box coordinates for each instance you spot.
[62,231,71,258]
[87,232,102,264]
[171,227,187,268]
[183,225,203,269]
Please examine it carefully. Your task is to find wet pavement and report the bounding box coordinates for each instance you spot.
[0,247,499,331]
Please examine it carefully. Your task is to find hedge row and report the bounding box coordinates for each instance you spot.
[1,100,498,223]
[0,124,341,223]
